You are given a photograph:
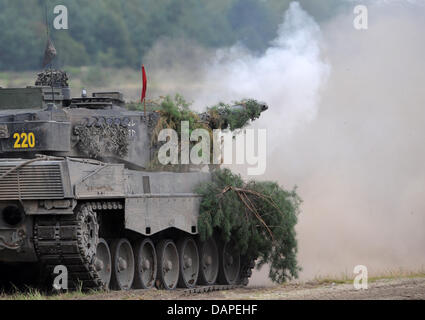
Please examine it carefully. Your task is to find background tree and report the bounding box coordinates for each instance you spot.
[0,0,348,71]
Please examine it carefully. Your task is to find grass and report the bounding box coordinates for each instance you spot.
[0,283,105,301]
[309,267,425,286]
[368,268,425,282]
[2,268,425,300]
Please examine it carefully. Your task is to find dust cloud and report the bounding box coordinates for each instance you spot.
[280,2,425,281]
[145,1,425,284]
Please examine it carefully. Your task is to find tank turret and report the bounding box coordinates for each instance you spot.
[0,70,268,171]
[0,70,154,169]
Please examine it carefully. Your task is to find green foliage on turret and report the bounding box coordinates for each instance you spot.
[132,94,267,170]
[128,94,268,134]
[203,99,267,131]
[154,95,206,138]
[196,168,302,283]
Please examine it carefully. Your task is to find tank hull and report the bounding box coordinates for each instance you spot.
[0,158,210,259]
[0,158,255,291]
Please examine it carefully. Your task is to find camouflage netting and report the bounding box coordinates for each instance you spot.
[74,124,129,159]
[35,69,69,88]
[196,169,302,284]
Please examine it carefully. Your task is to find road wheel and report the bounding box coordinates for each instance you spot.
[133,238,157,289]
[177,237,199,288]
[156,239,179,290]
[93,239,112,289]
[218,239,241,285]
[198,237,219,285]
[110,238,135,290]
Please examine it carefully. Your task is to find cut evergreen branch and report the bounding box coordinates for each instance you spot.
[196,168,302,284]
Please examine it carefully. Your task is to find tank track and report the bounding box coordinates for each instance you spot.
[33,203,103,289]
[183,284,243,295]
[33,201,256,292]
[239,258,256,286]
[182,257,256,295]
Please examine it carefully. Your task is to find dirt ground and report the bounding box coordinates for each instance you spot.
[74,277,425,300]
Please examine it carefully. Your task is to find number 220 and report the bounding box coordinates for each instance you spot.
[13,132,35,149]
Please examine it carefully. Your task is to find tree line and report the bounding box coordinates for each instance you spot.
[0,0,343,71]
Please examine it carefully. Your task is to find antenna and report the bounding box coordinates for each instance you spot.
[44,1,55,105]
[44,2,49,38]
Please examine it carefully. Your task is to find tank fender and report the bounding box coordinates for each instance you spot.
[74,164,125,199]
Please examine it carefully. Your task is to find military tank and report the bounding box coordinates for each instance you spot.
[0,70,266,291]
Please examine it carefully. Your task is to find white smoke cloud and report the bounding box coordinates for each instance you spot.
[191,2,330,146]
[266,1,425,281]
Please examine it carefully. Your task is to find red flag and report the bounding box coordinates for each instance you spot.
[141,65,147,103]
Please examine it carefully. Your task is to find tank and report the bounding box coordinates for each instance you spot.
[0,70,265,291]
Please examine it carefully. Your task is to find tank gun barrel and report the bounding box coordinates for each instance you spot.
[200,99,269,130]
